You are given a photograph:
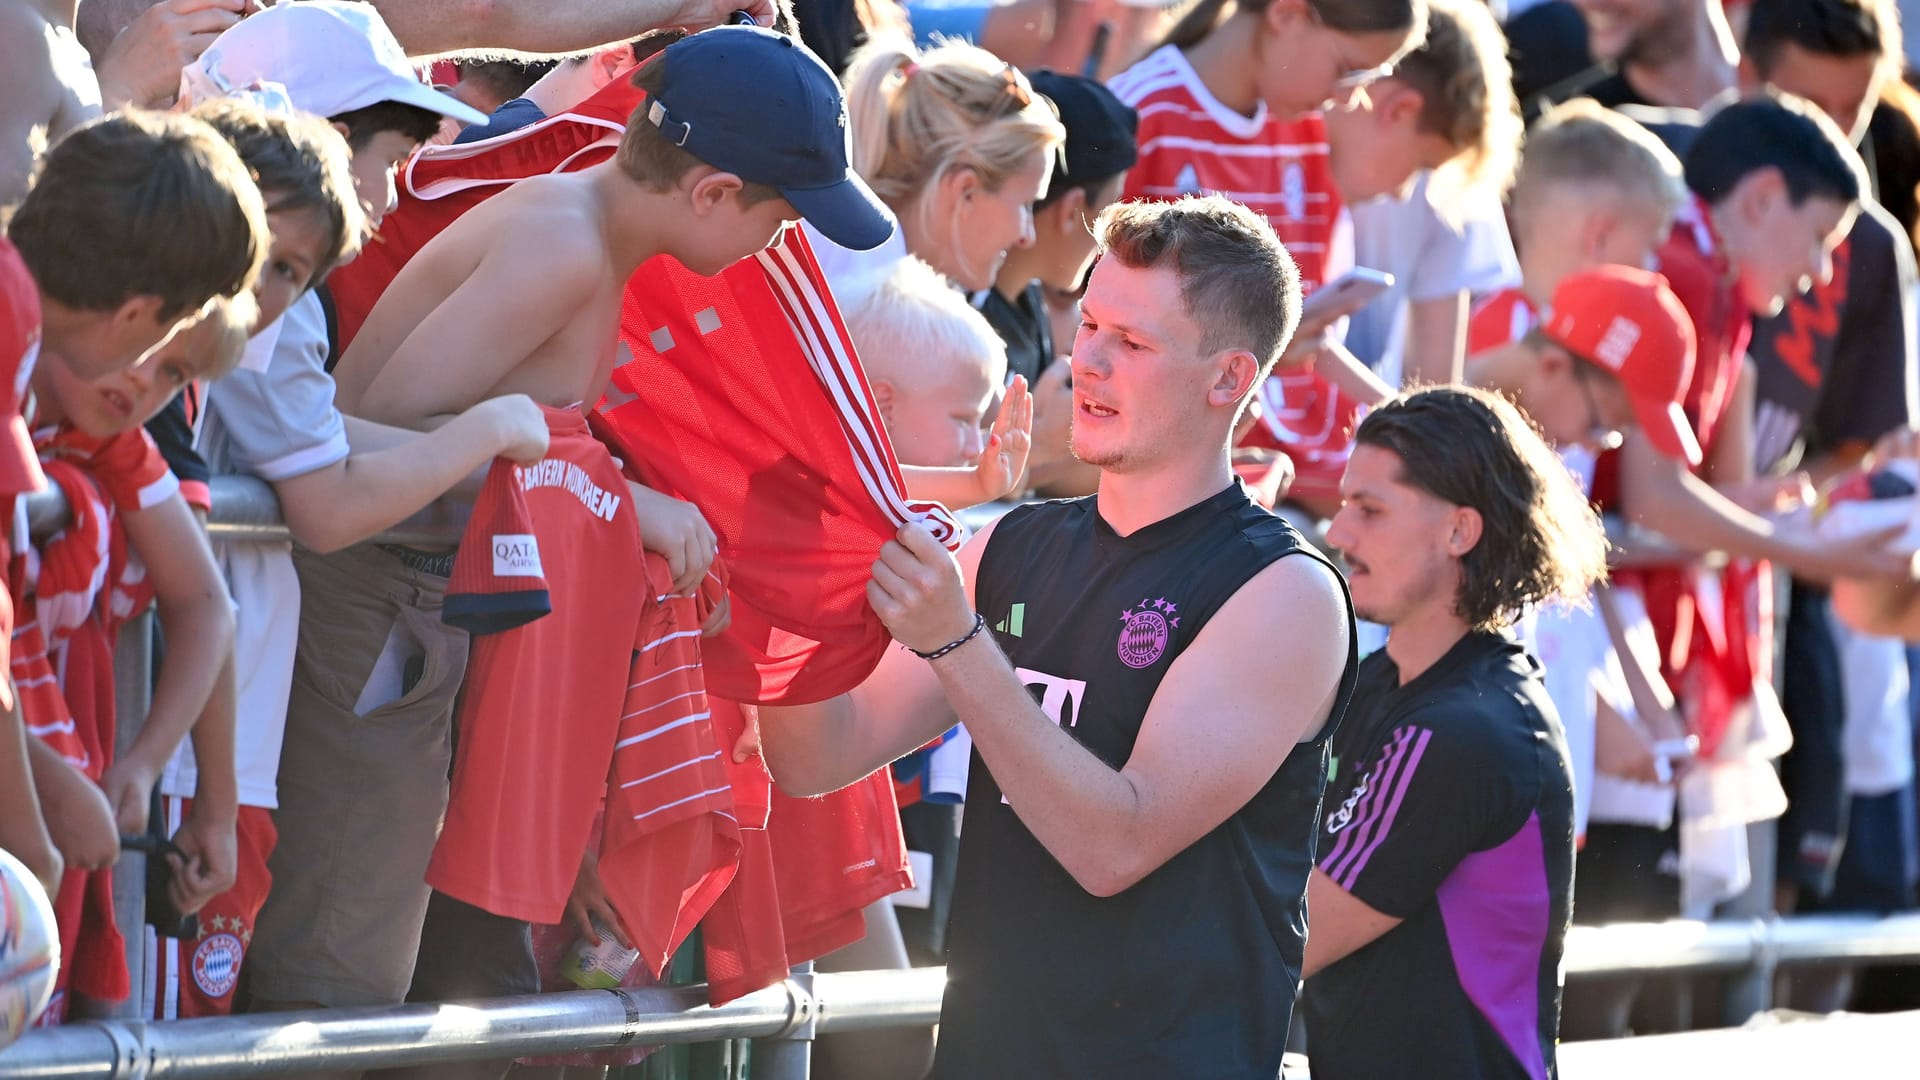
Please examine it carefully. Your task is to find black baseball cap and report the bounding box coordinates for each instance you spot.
[645,26,896,251]
[1027,70,1139,205]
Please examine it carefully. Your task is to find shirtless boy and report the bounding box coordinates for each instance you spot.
[262,26,896,1027]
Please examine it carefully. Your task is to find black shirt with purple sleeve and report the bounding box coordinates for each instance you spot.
[1303,630,1575,1080]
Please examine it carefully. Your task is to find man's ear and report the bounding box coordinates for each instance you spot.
[1731,165,1788,227]
[112,295,170,345]
[1209,349,1262,408]
[1047,187,1089,237]
[1265,0,1309,35]
[1447,505,1484,558]
[686,168,746,216]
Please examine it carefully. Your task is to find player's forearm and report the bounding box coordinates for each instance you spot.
[931,633,1154,897]
[760,683,954,797]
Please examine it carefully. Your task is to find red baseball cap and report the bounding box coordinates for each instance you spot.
[1542,264,1701,466]
[0,239,48,496]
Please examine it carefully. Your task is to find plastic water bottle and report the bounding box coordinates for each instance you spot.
[562,919,640,990]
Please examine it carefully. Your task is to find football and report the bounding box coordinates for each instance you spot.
[0,848,58,1049]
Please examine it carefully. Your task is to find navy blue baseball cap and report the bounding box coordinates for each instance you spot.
[645,26,896,251]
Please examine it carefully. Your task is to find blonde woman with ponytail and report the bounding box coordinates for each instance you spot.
[807,35,1066,304]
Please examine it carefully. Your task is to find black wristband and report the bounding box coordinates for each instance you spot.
[912,612,987,661]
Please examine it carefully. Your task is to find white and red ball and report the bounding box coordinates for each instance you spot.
[0,848,58,1049]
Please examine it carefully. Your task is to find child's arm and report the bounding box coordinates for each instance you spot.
[170,651,238,915]
[346,225,604,429]
[0,689,63,894]
[99,493,234,833]
[1313,341,1395,406]
[1400,292,1468,387]
[28,736,118,873]
[274,394,550,554]
[902,377,1033,510]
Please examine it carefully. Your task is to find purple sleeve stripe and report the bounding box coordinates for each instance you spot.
[1327,727,1433,889]
[1321,725,1425,878]
[1320,726,1421,873]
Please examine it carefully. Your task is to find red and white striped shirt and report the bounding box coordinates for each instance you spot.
[1113,46,1343,290]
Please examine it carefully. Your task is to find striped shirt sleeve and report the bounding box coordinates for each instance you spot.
[1318,720,1529,918]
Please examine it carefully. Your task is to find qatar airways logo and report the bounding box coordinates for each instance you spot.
[492,533,543,578]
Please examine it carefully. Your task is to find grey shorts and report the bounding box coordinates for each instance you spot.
[247,543,469,1008]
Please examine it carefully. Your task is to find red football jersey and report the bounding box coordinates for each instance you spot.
[429,406,647,923]
[593,229,961,705]
[766,770,913,964]
[598,558,741,979]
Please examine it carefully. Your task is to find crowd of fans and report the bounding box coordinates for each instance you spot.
[5,0,1920,1076]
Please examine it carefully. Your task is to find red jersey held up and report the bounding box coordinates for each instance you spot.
[430,405,646,924]
[593,228,961,705]
[326,74,961,705]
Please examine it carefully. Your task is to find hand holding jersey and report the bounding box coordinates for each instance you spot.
[867,522,980,657]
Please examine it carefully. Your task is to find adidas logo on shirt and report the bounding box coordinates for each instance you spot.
[492,534,544,577]
[1174,163,1201,195]
[995,603,1026,638]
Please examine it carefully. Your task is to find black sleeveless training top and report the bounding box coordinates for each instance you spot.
[928,482,1359,1079]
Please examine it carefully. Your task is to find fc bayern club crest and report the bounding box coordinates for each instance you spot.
[1117,597,1179,669]
[192,932,245,998]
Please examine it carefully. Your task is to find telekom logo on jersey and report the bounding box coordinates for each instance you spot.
[1002,667,1087,806]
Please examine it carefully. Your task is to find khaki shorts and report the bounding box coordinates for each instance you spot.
[247,543,469,1008]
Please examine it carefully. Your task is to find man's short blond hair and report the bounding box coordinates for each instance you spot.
[1510,99,1687,227]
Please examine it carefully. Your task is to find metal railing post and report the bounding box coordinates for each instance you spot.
[73,609,154,1022]
[751,962,816,1080]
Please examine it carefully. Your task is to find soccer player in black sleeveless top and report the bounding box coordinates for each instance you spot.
[762,196,1357,1077]
[1303,388,1608,1079]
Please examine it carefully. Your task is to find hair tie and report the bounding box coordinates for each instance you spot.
[1000,63,1032,108]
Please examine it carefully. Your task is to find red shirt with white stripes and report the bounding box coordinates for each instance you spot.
[1113,46,1341,289]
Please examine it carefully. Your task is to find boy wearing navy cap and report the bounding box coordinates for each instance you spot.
[252,24,894,1032]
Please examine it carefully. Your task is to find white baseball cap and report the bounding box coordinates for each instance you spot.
[185,1,486,125]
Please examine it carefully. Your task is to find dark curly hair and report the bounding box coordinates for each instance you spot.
[1354,386,1608,631]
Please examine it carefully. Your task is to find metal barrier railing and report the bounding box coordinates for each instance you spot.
[14,484,1920,1075]
[7,915,1920,1077]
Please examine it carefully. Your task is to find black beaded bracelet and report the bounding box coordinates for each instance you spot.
[912,612,988,661]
